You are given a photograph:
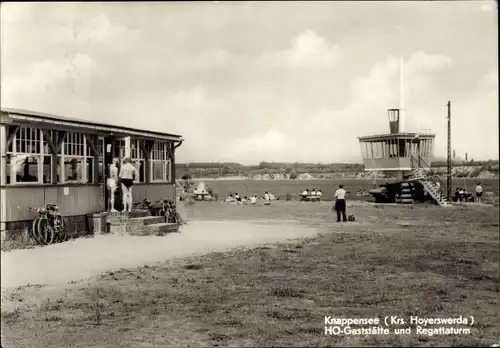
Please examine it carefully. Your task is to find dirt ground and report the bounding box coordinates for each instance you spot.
[1,219,317,289]
[1,201,499,347]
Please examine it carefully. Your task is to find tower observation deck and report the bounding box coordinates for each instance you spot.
[357,58,435,181]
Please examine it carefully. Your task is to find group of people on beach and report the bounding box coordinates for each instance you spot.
[225,191,276,205]
[300,188,323,201]
[454,182,484,203]
[107,157,139,212]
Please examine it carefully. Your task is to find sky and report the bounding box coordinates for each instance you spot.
[1,1,498,164]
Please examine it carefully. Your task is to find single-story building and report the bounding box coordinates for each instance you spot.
[0,108,183,239]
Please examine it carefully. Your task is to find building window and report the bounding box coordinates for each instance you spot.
[360,142,367,160]
[6,126,48,184]
[85,142,95,184]
[98,137,104,184]
[150,141,171,182]
[59,132,87,183]
[130,139,146,183]
[152,161,165,181]
[117,139,126,158]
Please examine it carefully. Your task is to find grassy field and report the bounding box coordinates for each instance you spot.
[1,201,499,347]
[200,178,499,201]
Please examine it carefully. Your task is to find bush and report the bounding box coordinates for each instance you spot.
[181,173,192,180]
[290,172,298,180]
[470,167,482,178]
[285,193,292,201]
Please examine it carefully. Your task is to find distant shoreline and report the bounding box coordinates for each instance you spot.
[186,176,497,181]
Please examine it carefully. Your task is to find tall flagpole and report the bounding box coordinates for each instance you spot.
[399,57,405,133]
[447,101,452,200]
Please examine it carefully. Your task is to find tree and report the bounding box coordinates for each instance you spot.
[181,173,192,180]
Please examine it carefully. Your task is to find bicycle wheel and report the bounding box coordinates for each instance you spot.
[37,218,55,245]
[57,216,67,242]
[31,218,43,245]
[52,216,66,242]
[170,212,178,224]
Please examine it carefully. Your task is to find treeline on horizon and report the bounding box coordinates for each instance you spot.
[176,159,499,178]
[177,159,499,169]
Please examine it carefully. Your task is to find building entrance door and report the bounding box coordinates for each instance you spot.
[103,136,130,211]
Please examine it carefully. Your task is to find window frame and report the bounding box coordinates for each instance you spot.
[130,139,146,183]
[149,141,172,183]
[5,126,45,185]
[59,131,89,184]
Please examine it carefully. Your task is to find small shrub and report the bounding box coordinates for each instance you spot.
[285,192,292,201]
[92,301,104,326]
[184,263,203,270]
[469,167,482,178]
[1,308,21,323]
[271,287,305,298]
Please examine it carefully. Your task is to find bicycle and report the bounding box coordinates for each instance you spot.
[132,198,152,211]
[28,204,67,245]
[156,198,180,224]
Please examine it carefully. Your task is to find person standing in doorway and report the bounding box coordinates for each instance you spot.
[107,158,120,212]
[334,184,347,222]
[119,158,138,213]
[476,182,483,203]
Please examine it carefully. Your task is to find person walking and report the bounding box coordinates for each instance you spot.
[334,184,347,222]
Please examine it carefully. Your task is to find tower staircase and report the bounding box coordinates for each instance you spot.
[408,155,452,207]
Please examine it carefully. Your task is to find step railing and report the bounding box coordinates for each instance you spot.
[410,154,450,202]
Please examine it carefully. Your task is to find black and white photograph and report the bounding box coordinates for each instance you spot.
[1,1,498,347]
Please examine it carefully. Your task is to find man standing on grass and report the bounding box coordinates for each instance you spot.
[476,183,483,203]
[334,184,347,222]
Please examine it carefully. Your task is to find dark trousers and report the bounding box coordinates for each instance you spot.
[335,199,347,222]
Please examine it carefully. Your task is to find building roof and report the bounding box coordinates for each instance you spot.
[358,132,435,141]
[1,107,182,141]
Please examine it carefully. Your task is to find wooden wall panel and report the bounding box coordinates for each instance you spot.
[133,184,176,204]
[4,186,103,221]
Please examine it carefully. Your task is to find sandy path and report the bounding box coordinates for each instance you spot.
[1,220,317,289]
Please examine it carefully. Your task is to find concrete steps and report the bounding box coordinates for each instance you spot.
[126,216,166,236]
[105,210,180,236]
[147,223,179,236]
[107,210,149,219]
[407,165,451,207]
[420,180,451,207]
